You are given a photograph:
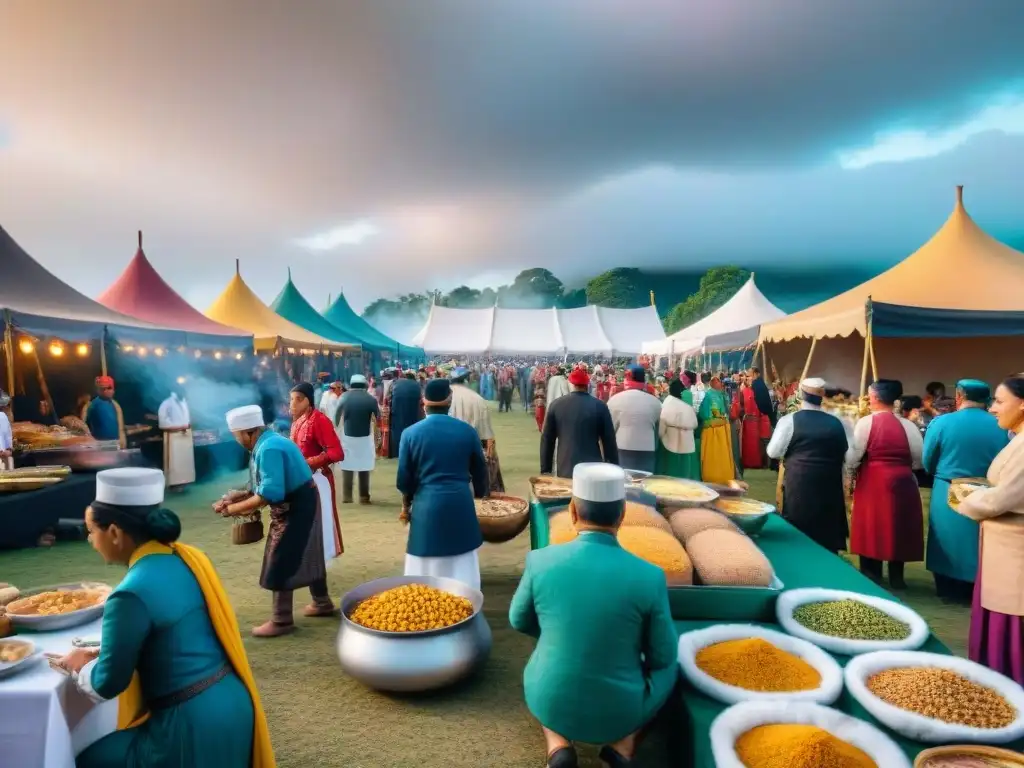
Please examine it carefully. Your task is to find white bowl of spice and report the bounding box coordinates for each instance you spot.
[845,651,1024,744]
[710,700,911,768]
[677,624,844,706]
[777,587,930,655]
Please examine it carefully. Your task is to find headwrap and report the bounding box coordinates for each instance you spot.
[291,382,315,405]
[95,376,115,388]
[627,365,646,383]
[226,405,265,431]
[349,374,367,387]
[668,378,685,399]
[679,372,691,388]
[870,379,903,406]
[956,378,991,405]
[567,366,590,388]
[423,379,452,405]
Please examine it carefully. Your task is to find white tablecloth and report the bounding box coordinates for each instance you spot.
[0,619,117,767]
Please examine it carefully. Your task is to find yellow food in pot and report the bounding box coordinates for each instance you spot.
[348,584,474,633]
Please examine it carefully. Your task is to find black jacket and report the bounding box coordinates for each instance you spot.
[540,391,619,478]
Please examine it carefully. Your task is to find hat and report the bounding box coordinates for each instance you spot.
[317,372,331,380]
[95,467,165,507]
[349,374,367,386]
[291,382,315,404]
[567,366,590,387]
[226,405,265,431]
[627,365,646,383]
[572,463,626,503]
[800,378,827,397]
[957,378,991,403]
[423,379,452,405]
[329,380,344,389]
[95,376,115,388]
[452,366,469,380]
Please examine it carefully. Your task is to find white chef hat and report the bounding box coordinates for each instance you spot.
[572,463,626,503]
[226,405,264,432]
[95,467,165,507]
[800,378,827,397]
[350,374,367,386]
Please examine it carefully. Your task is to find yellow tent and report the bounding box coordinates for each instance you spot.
[205,262,358,353]
[756,187,1024,393]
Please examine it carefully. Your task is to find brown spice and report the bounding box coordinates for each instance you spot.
[866,667,1016,729]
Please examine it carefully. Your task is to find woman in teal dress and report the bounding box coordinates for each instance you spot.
[922,379,1009,602]
[55,467,273,767]
[682,371,701,472]
[655,378,701,480]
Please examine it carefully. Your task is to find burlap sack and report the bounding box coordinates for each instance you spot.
[617,526,693,585]
[667,507,739,545]
[686,528,773,587]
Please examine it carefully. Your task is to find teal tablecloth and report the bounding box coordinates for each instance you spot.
[528,502,1024,766]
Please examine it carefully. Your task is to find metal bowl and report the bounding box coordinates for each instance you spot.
[336,575,492,692]
[711,498,776,536]
[624,469,653,483]
[641,476,720,508]
[6,582,110,631]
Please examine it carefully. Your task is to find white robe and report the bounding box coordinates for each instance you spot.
[546,375,571,408]
[404,549,481,591]
[313,471,340,562]
[448,385,494,441]
[157,395,195,487]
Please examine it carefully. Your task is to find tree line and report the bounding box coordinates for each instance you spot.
[362,265,751,335]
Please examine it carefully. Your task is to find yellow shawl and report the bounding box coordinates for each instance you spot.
[118,541,275,767]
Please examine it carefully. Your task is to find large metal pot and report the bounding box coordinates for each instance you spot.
[336,575,492,692]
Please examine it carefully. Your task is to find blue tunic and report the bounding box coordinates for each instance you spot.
[923,407,1009,582]
[250,429,313,504]
[76,551,254,767]
[509,532,678,744]
[85,398,120,441]
[396,413,488,557]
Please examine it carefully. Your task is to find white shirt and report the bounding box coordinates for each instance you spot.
[0,410,12,451]
[319,390,342,425]
[546,375,571,408]
[658,396,698,454]
[157,394,190,430]
[846,411,924,470]
[691,384,706,411]
[607,389,663,452]
[767,402,850,464]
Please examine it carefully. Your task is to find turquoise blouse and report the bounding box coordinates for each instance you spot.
[250,429,313,503]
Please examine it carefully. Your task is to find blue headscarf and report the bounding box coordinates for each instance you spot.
[956,378,991,405]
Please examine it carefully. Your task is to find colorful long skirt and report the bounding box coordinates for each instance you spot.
[534,404,546,432]
[377,402,391,458]
[655,443,700,481]
[699,419,735,485]
[969,569,1024,685]
[483,439,505,493]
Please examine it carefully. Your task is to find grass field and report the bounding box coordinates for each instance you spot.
[0,407,969,767]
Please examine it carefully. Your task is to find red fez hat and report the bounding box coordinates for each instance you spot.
[567,367,590,387]
[95,376,115,388]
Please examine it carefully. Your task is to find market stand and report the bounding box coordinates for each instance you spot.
[528,502,1024,766]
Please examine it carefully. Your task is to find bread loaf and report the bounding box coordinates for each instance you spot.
[617,526,693,585]
[621,501,673,533]
[685,528,773,586]
[667,507,739,544]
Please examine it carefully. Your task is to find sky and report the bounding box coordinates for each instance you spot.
[2,0,1024,314]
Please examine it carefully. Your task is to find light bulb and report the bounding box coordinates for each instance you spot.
[194,350,202,359]
[138,347,148,357]
[154,348,164,357]
[76,344,90,356]
[235,352,243,360]
[18,339,34,354]
[48,343,64,357]
[214,351,223,360]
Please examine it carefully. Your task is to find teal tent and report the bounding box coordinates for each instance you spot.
[322,290,424,361]
[270,272,372,349]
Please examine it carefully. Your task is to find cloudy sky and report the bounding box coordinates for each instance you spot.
[2,0,1024,313]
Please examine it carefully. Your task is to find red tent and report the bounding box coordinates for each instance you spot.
[98,232,249,337]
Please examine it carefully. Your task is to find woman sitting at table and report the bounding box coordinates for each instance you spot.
[55,467,274,767]
[955,374,1024,686]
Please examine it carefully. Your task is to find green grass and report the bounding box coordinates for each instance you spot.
[0,408,969,767]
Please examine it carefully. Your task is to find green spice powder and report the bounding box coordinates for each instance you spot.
[792,599,912,641]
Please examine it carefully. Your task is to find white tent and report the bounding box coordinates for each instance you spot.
[642,274,785,356]
[411,304,665,355]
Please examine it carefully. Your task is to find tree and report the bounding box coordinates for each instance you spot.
[585,268,648,308]
[362,292,433,322]
[559,287,588,308]
[445,285,483,308]
[664,266,750,333]
[499,268,565,308]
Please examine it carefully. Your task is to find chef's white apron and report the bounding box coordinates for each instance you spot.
[337,429,376,472]
[163,429,196,487]
[313,472,340,562]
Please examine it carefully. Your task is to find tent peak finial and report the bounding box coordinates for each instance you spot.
[956,185,964,205]
[235,258,240,275]
[137,230,143,249]
[287,266,292,281]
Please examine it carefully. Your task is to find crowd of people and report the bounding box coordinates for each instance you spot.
[28,355,1024,767]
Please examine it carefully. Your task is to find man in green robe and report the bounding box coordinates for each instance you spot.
[509,463,680,768]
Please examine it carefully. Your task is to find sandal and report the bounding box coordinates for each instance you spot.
[547,746,578,768]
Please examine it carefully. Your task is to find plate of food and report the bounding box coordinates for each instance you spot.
[529,475,574,501]
[640,476,719,508]
[6,582,111,631]
[948,478,991,510]
[0,638,40,679]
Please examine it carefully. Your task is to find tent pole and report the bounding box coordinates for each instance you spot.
[868,327,878,382]
[3,311,15,396]
[859,332,871,400]
[799,337,817,382]
[100,328,109,376]
[32,347,55,418]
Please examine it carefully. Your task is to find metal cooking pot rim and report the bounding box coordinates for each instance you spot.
[340,574,484,638]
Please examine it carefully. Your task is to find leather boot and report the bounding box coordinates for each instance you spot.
[251,620,295,638]
[303,602,338,618]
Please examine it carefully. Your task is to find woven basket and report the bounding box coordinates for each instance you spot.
[914,744,1024,767]
[476,494,530,544]
[231,512,264,545]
